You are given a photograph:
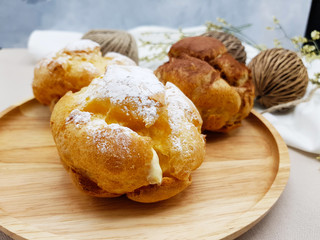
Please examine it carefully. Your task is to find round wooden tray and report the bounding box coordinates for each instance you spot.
[0,99,290,240]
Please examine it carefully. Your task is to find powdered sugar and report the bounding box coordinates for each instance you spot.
[35,39,99,69]
[165,82,202,151]
[66,109,134,155]
[64,39,99,52]
[105,52,136,66]
[35,51,70,69]
[66,109,92,127]
[165,82,200,131]
[89,65,165,127]
[81,61,100,74]
[85,119,133,155]
[55,55,70,65]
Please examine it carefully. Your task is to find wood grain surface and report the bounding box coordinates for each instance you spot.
[0,99,290,240]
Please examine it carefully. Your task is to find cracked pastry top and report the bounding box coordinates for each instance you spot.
[32,39,136,108]
[50,65,205,203]
[155,36,255,132]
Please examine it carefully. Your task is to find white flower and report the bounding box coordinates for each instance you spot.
[311,30,320,40]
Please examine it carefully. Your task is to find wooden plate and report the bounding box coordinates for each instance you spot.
[0,99,290,240]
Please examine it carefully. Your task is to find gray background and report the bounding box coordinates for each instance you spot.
[0,0,313,49]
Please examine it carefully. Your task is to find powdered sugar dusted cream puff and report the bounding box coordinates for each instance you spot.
[50,65,205,203]
[32,39,136,108]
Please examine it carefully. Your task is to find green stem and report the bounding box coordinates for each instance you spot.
[220,25,260,48]
[277,23,291,41]
[312,40,320,54]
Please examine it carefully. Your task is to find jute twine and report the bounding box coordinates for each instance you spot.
[202,31,246,63]
[82,29,139,64]
[248,48,309,112]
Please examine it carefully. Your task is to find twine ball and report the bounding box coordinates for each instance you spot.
[202,31,246,63]
[248,48,309,109]
[82,29,139,64]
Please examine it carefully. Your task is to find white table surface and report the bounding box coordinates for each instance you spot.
[0,49,319,240]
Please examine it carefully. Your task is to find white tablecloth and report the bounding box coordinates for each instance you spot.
[0,49,320,240]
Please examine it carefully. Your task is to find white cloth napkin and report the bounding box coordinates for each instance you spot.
[244,44,320,155]
[28,30,82,62]
[27,28,320,155]
[260,78,320,154]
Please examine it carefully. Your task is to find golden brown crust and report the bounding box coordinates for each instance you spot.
[155,54,221,98]
[155,36,255,132]
[127,176,192,203]
[169,36,227,61]
[70,169,122,198]
[51,93,154,194]
[51,65,205,202]
[32,40,136,106]
[155,54,242,132]
[212,53,249,87]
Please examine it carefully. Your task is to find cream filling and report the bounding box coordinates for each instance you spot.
[147,148,162,185]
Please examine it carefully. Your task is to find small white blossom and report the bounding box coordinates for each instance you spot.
[311,30,320,40]
[272,16,279,24]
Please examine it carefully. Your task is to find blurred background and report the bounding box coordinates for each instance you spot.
[0,0,313,49]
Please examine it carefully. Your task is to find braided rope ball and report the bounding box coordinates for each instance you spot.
[248,48,309,109]
[82,29,139,64]
[202,30,247,63]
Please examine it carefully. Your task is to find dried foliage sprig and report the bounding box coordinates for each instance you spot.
[266,16,320,86]
[205,18,266,50]
[138,28,204,63]
[138,18,255,62]
[138,17,320,86]
[267,17,320,59]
